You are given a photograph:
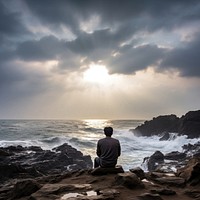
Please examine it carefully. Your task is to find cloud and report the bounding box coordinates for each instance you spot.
[107,44,166,74]
[160,33,200,77]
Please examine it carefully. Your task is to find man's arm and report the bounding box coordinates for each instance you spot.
[118,141,121,157]
[96,141,101,157]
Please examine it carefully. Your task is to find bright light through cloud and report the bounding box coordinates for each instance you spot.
[83,64,110,84]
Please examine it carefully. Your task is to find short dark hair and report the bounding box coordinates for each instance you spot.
[104,127,113,136]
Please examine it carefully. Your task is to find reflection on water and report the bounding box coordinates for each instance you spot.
[83,119,110,129]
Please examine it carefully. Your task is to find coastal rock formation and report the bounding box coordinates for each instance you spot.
[0,143,93,183]
[133,110,200,138]
[144,142,200,172]
[0,143,200,199]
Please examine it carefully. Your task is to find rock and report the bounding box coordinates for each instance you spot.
[11,179,41,199]
[137,193,163,200]
[133,114,179,136]
[177,157,200,185]
[0,143,93,184]
[164,151,186,160]
[159,132,170,141]
[115,172,144,189]
[129,167,145,179]
[154,177,185,187]
[147,151,164,171]
[91,165,124,175]
[150,188,176,195]
[179,110,200,138]
[31,183,92,199]
[133,110,200,138]
[184,189,200,198]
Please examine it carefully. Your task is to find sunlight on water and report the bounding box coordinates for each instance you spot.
[83,119,110,129]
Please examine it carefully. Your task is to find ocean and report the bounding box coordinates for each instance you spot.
[0,119,199,171]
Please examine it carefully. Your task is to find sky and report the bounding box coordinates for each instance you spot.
[0,0,200,120]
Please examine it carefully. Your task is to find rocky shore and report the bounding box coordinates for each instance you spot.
[0,141,200,200]
[133,110,200,138]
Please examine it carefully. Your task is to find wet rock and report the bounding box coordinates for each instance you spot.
[91,165,124,175]
[115,172,144,189]
[164,151,186,160]
[159,132,170,141]
[147,151,164,171]
[179,110,200,138]
[177,157,200,186]
[133,110,200,138]
[129,167,145,179]
[137,193,163,200]
[0,143,93,184]
[133,114,179,136]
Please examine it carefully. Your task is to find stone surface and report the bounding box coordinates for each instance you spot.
[0,143,93,184]
[145,151,164,171]
[115,172,144,189]
[177,157,200,185]
[154,176,185,187]
[129,167,145,180]
[137,193,163,200]
[150,188,176,195]
[91,165,124,175]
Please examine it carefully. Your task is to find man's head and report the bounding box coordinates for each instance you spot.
[104,127,113,137]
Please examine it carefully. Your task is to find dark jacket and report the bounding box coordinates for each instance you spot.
[96,136,121,167]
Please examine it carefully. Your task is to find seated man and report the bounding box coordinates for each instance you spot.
[94,127,121,168]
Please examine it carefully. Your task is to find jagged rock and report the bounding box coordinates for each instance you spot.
[159,132,170,141]
[137,193,163,200]
[177,157,200,186]
[164,151,186,160]
[91,165,124,175]
[0,143,93,183]
[129,167,145,179]
[11,179,41,199]
[133,114,179,136]
[115,172,144,189]
[154,176,185,187]
[133,110,200,138]
[147,151,164,171]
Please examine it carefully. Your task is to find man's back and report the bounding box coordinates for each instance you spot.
[97,137,121,167]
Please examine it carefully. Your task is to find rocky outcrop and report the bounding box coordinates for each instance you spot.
[0,143,92,184]
[133,110,200,138]
[144,141,200,172]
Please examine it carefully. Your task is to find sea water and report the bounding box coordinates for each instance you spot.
[0,119,199,171]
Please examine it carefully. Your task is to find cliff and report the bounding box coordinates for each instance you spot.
[133,110,200,138]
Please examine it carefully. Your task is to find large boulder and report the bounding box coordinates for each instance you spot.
[177,157,200,186]
[146,151,164,172]
[115,172,144,189]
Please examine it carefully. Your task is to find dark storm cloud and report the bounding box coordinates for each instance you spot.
[0,1,29,37]
[107,44,165,74]
[161,33,200,77]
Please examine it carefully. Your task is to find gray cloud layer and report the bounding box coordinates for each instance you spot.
[0,0,200,118]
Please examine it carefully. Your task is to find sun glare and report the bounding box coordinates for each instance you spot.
[83,64,110,84]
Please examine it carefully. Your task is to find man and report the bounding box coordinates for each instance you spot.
[94,127,121,168]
